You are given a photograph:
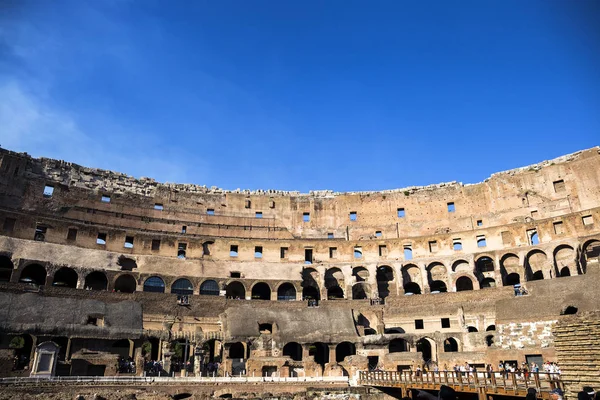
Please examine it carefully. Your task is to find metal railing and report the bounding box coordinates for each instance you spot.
[358,370,562,393]
[0,375,349,385]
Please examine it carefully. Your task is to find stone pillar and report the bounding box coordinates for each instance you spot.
[302,344,311,361]
[65,338,72,361]
[420,264,430,294]
[328,345,336,365]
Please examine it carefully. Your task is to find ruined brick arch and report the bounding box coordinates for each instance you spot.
[454,274,478,292]
[143,276,166,293]
[225,280,246,299]
[352,282,370,300]
[335,341,356,363]
[276,282,297,301]
[84,270,108,291]
[352,266,369,282]
[416,337,436,362]
[443,337,460,352]
[451,259,472,274]
[426,262,448,293]
[199,279,220,296]
[250,281,271,300]
[301,267,320,300]
[376,265,395,300]
[580,238,600,273]
[19,263,47,286]
[171,277,194,296]
[52,267,78,288]
[401,263,421,293]
[324,267,344,288]
[282,342,302,361]
[553,244,578,277]
[500,253,522,286]
[114,273,137,293]
[525,249,549,281]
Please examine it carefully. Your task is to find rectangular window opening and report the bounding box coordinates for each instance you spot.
[305,248,313,264]
[553,179,566,193]
[404,246,413,260]
[207,208,215,216]
[67,228,78,241]
[245,199,251,209]
[96,232,107,245]
[531,210,539,219]
[453,239,462,251]
[329,247,337,259]
[124,236,134,249]
[101,195,111,203]
[255,246,263,258]
[269,199,275,209]
[230,271,241,278]
[354,247,363,259]
[447,202,455,212]
[582,215,594,226]
[43,185,54,198]
[379,245,388,257]
[415,319,424,330]
[477,235,487,248]
[154,203,164,211]
[553,221,564,235]
[34,225,47,241]
[177,243,187,259]
[181,225,187,234]
[280,247,288,259]
[375,231,382,237]
[151,239,161,251]
[349,211,357,221]
[255,211,263,219]
[477,220,483,227]
[230,245,239,257]
[527,229,540,245]
[303,212,310,222]
[429,240,438,253]
[397,208,405,218]
[327,232,334,239]
[441,318,450,328]
[3,217,16,233]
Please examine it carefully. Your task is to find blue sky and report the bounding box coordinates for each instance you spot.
[0,1,598,192]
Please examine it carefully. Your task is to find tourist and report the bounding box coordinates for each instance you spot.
[550,388,564,400]
[526,388,537,400]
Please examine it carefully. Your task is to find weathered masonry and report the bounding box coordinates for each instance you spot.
[0,146,599,395]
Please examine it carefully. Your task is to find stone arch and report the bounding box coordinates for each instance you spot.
[427,262,448,292]
[455,276,474,292]
[416,337,436,362]
[554,244,577,277]
[486,325,496,331]
[310,342,329,367]
[451,259,471,273]
[327,285,344,299]
[485,335,494,347]
[401,264,421,294]
[376,265,394,300]
[581,239,600,273]
[114,274,136,293]
[84,271,108,291]
[301,268,320,300]
[325,267,344,289]
[525,249,549,281]
[475,256,495,273]
[172,278,194,296]
[335,342,356,363]
[282,342,302,361]
[19,263,47,286]
[225,281,245,299]
[0,255,14,282]
[52,267,78,288]
[251,282,271,300]
[480,277,496,288]
[143,276,165,293]
[199,279,220,296]
[443,337,459,352]
[228,342,245,359]
[352,282,369,300]
[277,282,296,301]
[500,253,522,286]
[352,266,369,282]
[467,326,478,333]
[389,338,408,353]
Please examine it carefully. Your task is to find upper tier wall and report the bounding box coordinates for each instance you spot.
[0,147,599,240]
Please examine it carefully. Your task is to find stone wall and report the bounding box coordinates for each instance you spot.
[553,312,600,399]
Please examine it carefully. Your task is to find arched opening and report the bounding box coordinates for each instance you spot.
[19,264,47,286]
[277,283,296,301]
[389,338,408,353]
[335,342,356,363]
[486,325,496,331]
[467,326,478,333]
[404,282,421,295]
[582,240,600,272]
[114,274,136,293]
[352,283,368,300]
[203,339,223,363]
[251,282,271,300]
[325,268,344,295]
[171,278,194,296]
[309,342,329,366]
[112,339,131,358]
[352,267,369,282]
[117,256,137,271]
[452,260,471,273]
[384,327,405,334]
[228,342,245,359]
[364,328,377,335]
[476,257,495,273]
[202,241,214,256]
[480,277,496,288]
[52,267,78,288]
[84,271,108,291]
[302,286,320,300]
[376,265,394,300]
[200,280,220,296]
[526,250,548,281]
[455,276,473,292]
[416,338,432,361]
[505,273,520,286]
[0,256,14,282]
[443,338,458,352]
[561,306,578,315]
[143,276,165,293]
[429,280,447,293]
[485,335,494,347]
[559,267,571,277]
[327,285,344,300]
[282,342,302,361]
[225,281,245,299]
[554,245,576,277]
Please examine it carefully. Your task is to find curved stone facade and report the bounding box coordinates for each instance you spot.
[0,147,599,379]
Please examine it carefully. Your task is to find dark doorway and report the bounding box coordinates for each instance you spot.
[335,342,356,362]
[416,338,432,361]
[114,274,136,293]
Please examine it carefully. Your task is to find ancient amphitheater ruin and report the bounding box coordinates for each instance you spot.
[0,146,599,399]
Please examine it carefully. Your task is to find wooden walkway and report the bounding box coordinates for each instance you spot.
[358,371,563,399]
